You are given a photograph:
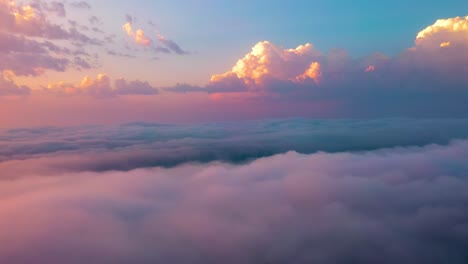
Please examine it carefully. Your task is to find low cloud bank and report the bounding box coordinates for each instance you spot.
[1,118,468,175]
[0,138,468,263]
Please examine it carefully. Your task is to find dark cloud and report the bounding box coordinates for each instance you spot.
[0,135,468,263]
[157,34,188,55]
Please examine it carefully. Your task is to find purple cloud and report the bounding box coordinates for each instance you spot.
[0,136,467,263]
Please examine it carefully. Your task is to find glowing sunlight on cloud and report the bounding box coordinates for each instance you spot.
[440,41,451,47]
[415,16,468,47]
[46,73,158,97]
[211,41,321,86]
[123,20,152,47]
[295,62,322,83]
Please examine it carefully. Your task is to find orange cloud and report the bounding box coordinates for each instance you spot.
[135,29,151,46]
[0,69,30,96]
[415,16,468,48]
[46,74,158,97]
[122,21,151,47]
[440,41,451,48]
[12,3,36,23]
[211,41,322,87]
[295,62,322,83]
[416,16,468,42]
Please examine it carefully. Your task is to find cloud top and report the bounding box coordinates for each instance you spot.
[1,137,468,263]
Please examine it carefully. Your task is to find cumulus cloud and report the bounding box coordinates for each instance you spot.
[210,41,322,86]
[0,135,468,263]
[416,16,468,46]
[45,73,159,97]
[165,16,468,117]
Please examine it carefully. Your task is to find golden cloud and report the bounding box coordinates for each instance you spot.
[415,16,468,48]
[417,16,468,41]
[211,41,322,86]
[295,62,322,83]
[122,21,152,47]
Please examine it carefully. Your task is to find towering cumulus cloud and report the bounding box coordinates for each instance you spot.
[416,16,468,47]
[210,41,322,87]
[0,119,468,263]
[187,16,468,117]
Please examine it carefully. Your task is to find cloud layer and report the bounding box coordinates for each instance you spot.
[1,134,468,263]
[2,118,468,174]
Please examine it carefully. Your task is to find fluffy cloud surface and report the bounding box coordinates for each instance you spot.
[1,119,468,263]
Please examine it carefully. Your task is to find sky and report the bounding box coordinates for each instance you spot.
[2,2,468,263]
[0,0,467,127]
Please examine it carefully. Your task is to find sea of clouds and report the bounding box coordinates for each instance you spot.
[1,118,468,263]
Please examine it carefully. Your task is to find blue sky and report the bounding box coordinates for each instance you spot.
[77,0,468,86]
[93,0,468,56]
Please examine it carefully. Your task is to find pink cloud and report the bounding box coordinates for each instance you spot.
[123,20,152,47]
[0,70,30,96]
[45,73,159,97]
[0,138,467,263]
[210,41,322,87]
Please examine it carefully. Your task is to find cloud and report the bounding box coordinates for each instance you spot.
[0,135,468,263]
[0,70,30,96]
[45,73,159,97]
[164,16,467,117]
[122,15,188,55]
[156,34,188,54]
[416,16,468,46]
[0,0,99,44]
[123,18,152,47]
[0,34,70,75]
[0,0,104,79]
[2,118,468,173]
[31,0,66,17]
[210,41,321,86]
[69,1,91,9]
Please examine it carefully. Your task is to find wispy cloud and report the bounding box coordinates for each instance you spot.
[122,14,188,55]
